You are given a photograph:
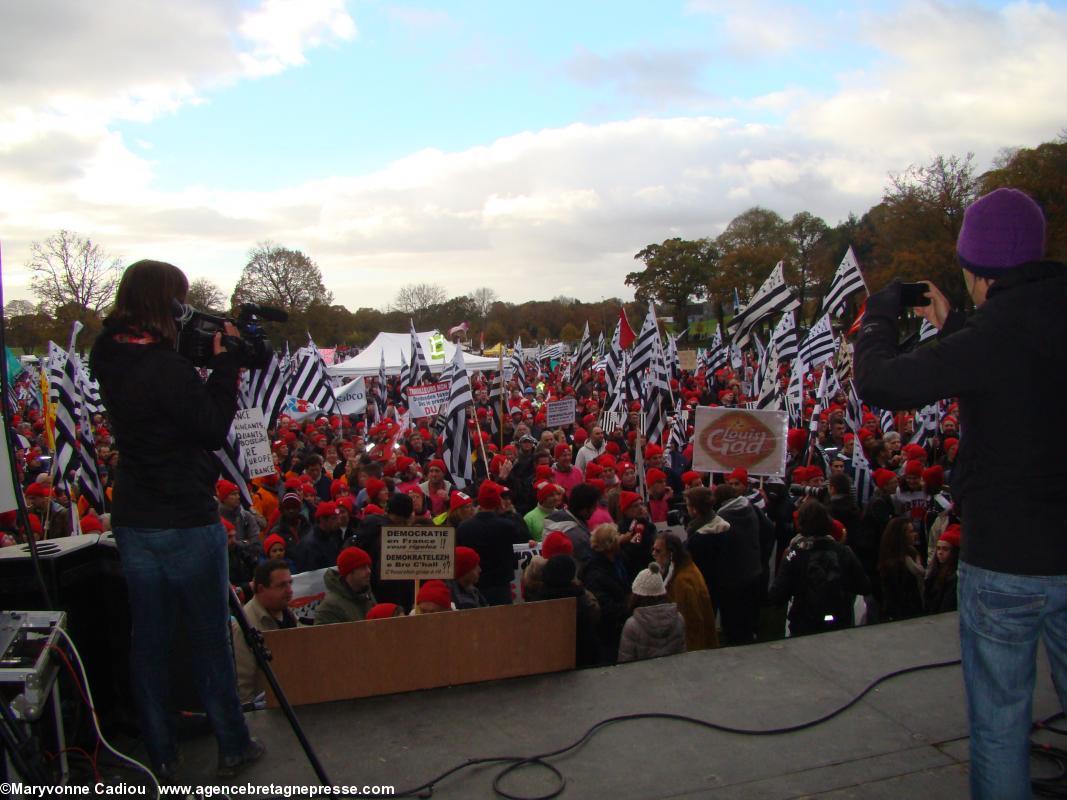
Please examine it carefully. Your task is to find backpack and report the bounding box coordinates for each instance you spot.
[802,544,848,629]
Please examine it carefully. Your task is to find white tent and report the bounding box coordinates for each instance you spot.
[328,331,503,378]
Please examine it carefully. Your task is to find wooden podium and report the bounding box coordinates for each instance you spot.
[263,598,576,707]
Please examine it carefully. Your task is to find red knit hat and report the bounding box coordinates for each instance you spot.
[455,546,480,579]
[903,459,923,478]
[939,523,962,549]
[337,546,371,576]
[490,454,508,475]
[336,495,355,513]
[416,580,452,610]
[541,531,574,559]
[477,481,504,510]
[645,468,667,486]
[262,533,286,555]
[80,513,104,534]
[681,471,702,487]
[427,459,448,474]
[644,443,663,459]
[587,478,606,494]
[922,465,945,490]
[903,444,926,462]
[619,491,643,514]
[449,491,473,513]
[787,429,807,451]
[216,479,239,501]
[585,462,604,479]
[330,479,349,498]
[363,504,385,516]
[364,478,387,501]
[553,443,570,459]
[726,467,748,484]
[24,483,51,498]
[537,482,563,504]
[315,501,339,520]
[366,603,400,620]
[535,465,554,482]
[874,469,898,490]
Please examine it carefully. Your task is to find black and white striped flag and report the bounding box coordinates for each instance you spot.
[755,343,781,410]
[374,350,388,420]
[47,340,80,493]
[213,424,253,509]
[909,403,940,448]
[919,319,938,343]
[573,322,593,380]
[627,303,659,399]
[241,352,291,431]
[604,322,623,393]
[822,245,868,317]
[666,333,681,382]
[442,347,474,489]
[508,337,527,392]
[642,324,670,446]
[70,348,105,512]
[409,320,434,386]
[727,261,799,349]
[845,379,864,434]
[798,314,837,367]
[291,336,339,414]
[786,353,807,429]
[851,438,874,507]
[770,310,799,364]
[488,378,503,440]
[668,409,689,454]
[398,348,412,396]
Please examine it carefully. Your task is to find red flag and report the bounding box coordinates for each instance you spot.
[847,299,866,338]
[618,308,636,349]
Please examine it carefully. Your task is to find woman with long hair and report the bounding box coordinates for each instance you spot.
[89,260,262,780]
[924,523,961,614]
[877,517,924,621]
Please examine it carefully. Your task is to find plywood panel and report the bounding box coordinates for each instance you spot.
[263,598,576,707]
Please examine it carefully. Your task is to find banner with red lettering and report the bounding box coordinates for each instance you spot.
[691,406,787,477]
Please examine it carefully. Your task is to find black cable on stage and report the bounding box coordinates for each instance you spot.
[393,656,963,800]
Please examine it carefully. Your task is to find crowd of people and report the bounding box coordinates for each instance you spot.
[5,339,964,690]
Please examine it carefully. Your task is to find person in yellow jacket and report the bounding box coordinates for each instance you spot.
[653,532,719,651]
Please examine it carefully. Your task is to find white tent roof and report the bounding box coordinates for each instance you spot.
[328,331,503,377]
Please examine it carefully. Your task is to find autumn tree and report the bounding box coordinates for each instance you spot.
[860,154,980,307]
[27,230,122,313]
[980,139,1067,261]
[186,278,226,313]
[787,211,832,323]
[712,207,793,305]
[392,283,448,327]
[232,242,332,313]
[627,238,717,341]
[468,287,498,319]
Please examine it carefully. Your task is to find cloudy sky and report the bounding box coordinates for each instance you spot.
[1,0,1064,311]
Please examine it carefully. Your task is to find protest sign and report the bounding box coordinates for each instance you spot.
[232,407,275,478]
[545,397,576,428]
[511,542,542,604]
[691,406,787,477]
[380,526,456,580]
[407,381,451,417]
[678,350,697,371]
[289,567,328,624]
[335,377,367,415]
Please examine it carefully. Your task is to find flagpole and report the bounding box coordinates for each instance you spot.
[498,350,505,451]
[472,408,490,477]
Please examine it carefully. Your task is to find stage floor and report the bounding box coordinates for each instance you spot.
[155,612,1061,798]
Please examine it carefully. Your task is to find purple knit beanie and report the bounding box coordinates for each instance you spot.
[957,188,1046,277]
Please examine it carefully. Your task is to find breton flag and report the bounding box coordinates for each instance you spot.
[398,347,412,396]
[291,336,339,414]
[642,323,670,446]
[604,319,623,392]
[627,303,659,398]
[798,314,837,367]
[241,352,290,431]
[822,246,868,317]
[755,342,782,410]
[47,340,80,495]
[374,350,388,420]
[595,331,606,361]
[508,337,527,392]
[851,438,874,507]
[786,353,807,429]
[910,403,940,448]
[69,348,105,513]
[408,320,434,386]
[919,319,939,343]
[213,423,253,509]
[879,408,896,433]
[770,310,799,364]
[666,333,681,383]
[668,409,689,454]
[488,378,503,440]
[845,379,864,434]
[573,322,593,380]
[441,347,474,489]
[727,262,799,349]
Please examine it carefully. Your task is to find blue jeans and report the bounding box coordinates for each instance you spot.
[958,561,1067,799]
[114,524,251,770]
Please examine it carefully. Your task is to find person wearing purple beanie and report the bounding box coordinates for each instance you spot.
[853,187,1066,799]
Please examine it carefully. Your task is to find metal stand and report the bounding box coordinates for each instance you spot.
[228,588,332,787]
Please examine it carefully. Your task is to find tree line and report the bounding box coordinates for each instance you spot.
[8,138,1064,353]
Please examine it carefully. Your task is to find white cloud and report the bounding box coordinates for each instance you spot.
[685,0,824,55]
[239,0,357,77]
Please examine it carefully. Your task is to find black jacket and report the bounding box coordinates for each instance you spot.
[855,261,1067,575]
[578,552,630,663]
[456,511,528,599]
[769,536,871,636]
[350,514,413,610]
[292,525,343,573]
[89,326,241,528]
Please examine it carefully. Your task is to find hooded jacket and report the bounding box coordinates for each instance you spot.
[617,602,686,663]
[314,567,376,625]
[855,261,1067,575]
[89,326,241,528]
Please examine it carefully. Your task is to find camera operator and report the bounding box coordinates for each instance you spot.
[853,188,1067,800]
[89,260,264,781]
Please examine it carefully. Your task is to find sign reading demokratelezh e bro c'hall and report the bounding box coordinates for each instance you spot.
[380,526,456,580]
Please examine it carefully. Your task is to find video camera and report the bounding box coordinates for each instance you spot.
[788,484,829,501]
[175,301,288,369]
